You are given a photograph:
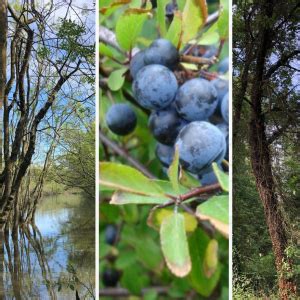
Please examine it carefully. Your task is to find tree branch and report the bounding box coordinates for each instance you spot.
[99,129,156,179]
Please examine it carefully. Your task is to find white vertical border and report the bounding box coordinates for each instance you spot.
[95,0,100,297]
[228,0,233,298]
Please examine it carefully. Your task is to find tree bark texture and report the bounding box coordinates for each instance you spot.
[247,1,297,298]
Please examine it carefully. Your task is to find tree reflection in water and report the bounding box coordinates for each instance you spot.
[0,195,95,299]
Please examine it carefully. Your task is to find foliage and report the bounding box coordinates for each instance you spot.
[100,0,229,298]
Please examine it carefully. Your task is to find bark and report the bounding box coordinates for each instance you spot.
[248,1,297,298]
[0,0,7,172]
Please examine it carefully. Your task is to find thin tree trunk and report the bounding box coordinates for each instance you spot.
[0,0,7,173]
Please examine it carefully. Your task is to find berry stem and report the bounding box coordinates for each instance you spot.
[180,55,217,66]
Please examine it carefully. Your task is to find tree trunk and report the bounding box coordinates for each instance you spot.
[0,0,7,172]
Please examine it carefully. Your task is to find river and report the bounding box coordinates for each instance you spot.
[0,193,95,299]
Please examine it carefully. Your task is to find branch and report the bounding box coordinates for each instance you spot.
[265,50,300,79]
[267,122,291,145]
[155,183,221,208]
[99,129,156,179]
[99,287,169,297]
[180,55,217,66]
[99,26,125,54]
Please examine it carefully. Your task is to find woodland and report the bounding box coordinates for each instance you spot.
[233,0,299,299]
[0,0,95,298]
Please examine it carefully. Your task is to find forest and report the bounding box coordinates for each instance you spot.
[233,0,299,299]
[0,0,95,299]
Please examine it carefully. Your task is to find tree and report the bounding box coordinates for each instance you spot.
[233,0,299,298]
[0,1,94,232]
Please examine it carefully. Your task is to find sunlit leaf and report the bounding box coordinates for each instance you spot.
[203,239,219,278]
[165,11,183,48]
[116,9,149,50]
[212,162,229,192]
[182,0,208,43]
[111,191,168,205]
[168,146,180,194]
[148,208,197,232]
[217,0,229,39]
[107,68,127,91]
[196,195,229,238]
[160,212,191,277]
[100,162,164,196]
[157,0,169,36]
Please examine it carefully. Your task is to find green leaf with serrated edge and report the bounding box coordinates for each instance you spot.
[212,162,229,192]
[160,212,191,277]
[188,229,221,296]
[100,162,164,196]
[165,11,183,48]
[196,195,229,238]
[179,168,200,189]
[182,0,208,43]
[116,9,148,51]
[111,191,168,205]
[107,68,127,91]
[203,239,219,278]
[168,146,180,194]
[157,0,169,36]
[217,0,229,39]
[148,208,197,232]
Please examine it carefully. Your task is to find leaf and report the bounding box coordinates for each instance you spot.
[212,162,229,192]
[121,264,149,295]
[198,31,219,45]
[100,162,164,196]
[100,0,131,15]
[144,290,158,300]
[165,11,183,48]
[107,68,127,91]
[121,204,139,223]
[160,213,191,277]
[153,180,189,196]
[182,0,208,43]
[168,146,180,194]
[116,9,149,51]
[148,208,197,232]
[156,0,169,36]
[188,229,221,296]
[203,239,219,278]
[217,0,229,39]
[111,191,168,205]
[179,168,200,189]
[196,195,229,238]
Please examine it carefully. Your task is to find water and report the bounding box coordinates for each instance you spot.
[0,193,95,299]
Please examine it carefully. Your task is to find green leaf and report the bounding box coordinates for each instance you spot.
[116,9,149,51]
[160,212,191,277]
[179,169,200,189]
[111,191,168,205]
[100,162,164,196]
[121,264,150,295]
[196,195,229,238]
[203,239,219,278]
[217,0,229,39]
[154,180,189,196]
[198,30,219,45]
[148,208,197,233]
[144,290,158,300]
[121,204,139,223]
[212,162,229,192]
[115,251,137,269]
[157,0,169,36]
[182,0,208,43]
[165,11,183,48]
[168,146,180,194]
[107,68,127,91]
[188,229,221,296]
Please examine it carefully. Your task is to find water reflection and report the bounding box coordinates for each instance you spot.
[0,194,95,299]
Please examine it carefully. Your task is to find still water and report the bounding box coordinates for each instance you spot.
[0,193,95,299]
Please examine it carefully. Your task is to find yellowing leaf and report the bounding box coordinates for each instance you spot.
[182,0,208,43]
[203,239,219,278]
[148,208,197,232]
[168,146,180,194]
